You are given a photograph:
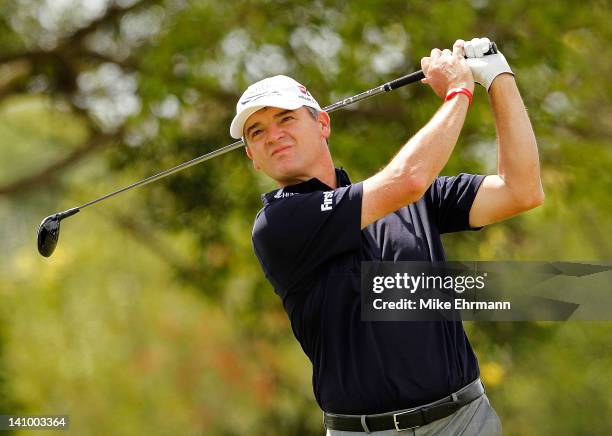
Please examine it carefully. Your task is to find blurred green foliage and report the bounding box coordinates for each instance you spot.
[0,0,610,435]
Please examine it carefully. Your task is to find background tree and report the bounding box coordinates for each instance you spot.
[0,0,610,434]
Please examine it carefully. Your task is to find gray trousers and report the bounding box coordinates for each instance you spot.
[325,394,502,436]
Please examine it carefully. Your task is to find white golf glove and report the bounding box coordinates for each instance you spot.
[464,37,513,91]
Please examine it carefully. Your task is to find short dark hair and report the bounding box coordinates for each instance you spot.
[304,106,319,120]
[305,106,328,146]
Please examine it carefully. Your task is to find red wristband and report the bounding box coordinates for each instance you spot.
[445,87,473,105]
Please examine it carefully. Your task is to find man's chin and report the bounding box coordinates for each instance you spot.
[269,168,310,186]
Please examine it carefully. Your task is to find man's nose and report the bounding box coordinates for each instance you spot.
[265,122,285,145]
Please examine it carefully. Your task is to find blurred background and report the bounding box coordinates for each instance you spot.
[0,0,611,434]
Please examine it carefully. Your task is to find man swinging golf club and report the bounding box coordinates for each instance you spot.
[230,38,544,435]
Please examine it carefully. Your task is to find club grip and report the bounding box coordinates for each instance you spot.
[384,70,425,91]
[384,41,498,91]
[482,41,498,55]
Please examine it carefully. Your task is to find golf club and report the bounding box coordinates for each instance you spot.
[37,42,498,257]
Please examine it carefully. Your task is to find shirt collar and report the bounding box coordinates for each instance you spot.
[262,167,352,206]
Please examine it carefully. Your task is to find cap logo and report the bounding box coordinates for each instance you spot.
[240,90,281,105]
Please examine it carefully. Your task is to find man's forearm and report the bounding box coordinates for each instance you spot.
[385,95,470,194]
[490,74,544,205]
[360,95,470,228]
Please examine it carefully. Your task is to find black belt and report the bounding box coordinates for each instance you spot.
[323,378,485,433]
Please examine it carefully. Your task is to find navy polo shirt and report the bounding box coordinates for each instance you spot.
[252,168,486,414]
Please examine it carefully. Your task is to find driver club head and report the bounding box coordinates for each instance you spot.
[37,208,80,257]
[37,214,61,257]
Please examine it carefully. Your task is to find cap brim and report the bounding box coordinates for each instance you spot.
[229,98,306,139]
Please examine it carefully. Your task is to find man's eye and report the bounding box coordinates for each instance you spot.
[251,129,262,138]
[281,116,294,123]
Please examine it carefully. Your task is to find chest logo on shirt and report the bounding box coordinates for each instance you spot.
[274,190,297,199]
[321,191,333,211]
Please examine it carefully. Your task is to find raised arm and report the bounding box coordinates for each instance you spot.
[466,40,545,227]
[361,40,473,229]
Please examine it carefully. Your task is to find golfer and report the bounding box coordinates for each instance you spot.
[230,38,543,435]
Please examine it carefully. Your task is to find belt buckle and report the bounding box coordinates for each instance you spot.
[393,410,419,432]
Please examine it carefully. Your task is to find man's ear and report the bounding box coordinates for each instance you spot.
[244,145,261,170]
[318,110,331,141]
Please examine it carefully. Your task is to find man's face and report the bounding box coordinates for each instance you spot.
[243,106,331,185]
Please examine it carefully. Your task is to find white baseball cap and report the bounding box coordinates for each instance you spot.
[230,75,322,139]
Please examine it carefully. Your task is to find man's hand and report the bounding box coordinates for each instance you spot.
[464,37,513,91]
[421,40,474,99]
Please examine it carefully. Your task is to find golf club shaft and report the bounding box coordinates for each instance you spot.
[322,70,424,113]
[77,139,244,210]
[74,41,497,212]
[75,71,424,211]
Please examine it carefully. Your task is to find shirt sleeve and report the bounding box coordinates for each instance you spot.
[252,183,363,293]
[426,173,486,234]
